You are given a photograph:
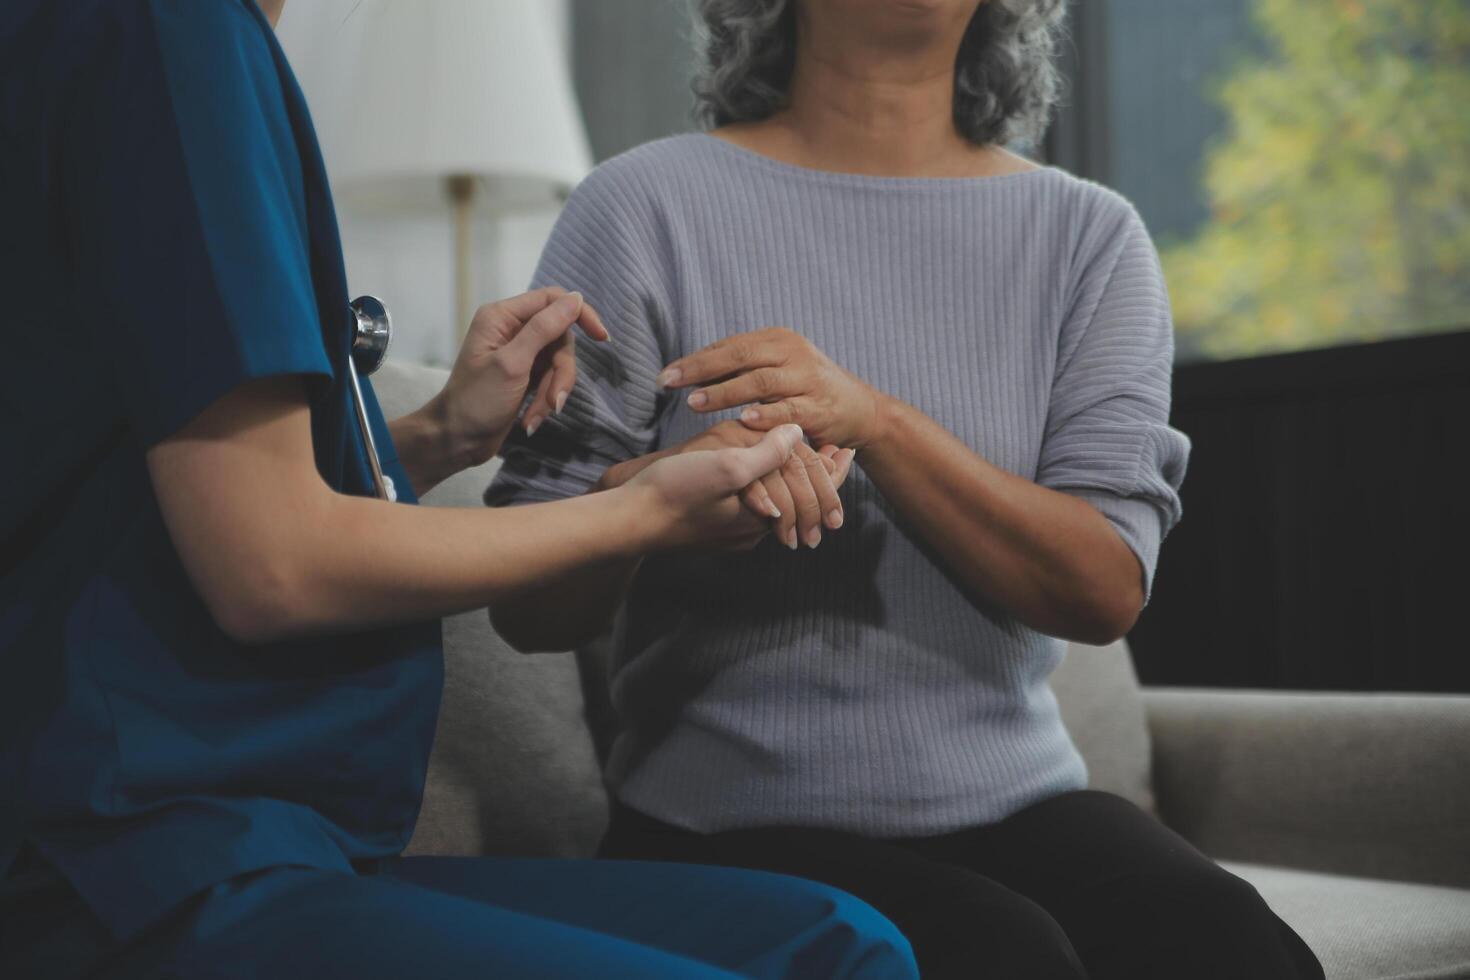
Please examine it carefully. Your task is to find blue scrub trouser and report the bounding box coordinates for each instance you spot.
[8,855,916,980]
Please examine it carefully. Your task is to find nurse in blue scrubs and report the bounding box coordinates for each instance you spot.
[0,1,915,977]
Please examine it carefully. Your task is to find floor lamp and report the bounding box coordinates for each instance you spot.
[321,0,592,340]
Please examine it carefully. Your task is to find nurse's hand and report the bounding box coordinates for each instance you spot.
[393,287,607,494]
[628,424,810,551]
[599,421,856,551]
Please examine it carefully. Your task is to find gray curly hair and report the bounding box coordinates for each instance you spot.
[691,0,1068,148]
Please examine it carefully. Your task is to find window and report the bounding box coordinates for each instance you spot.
[1049,0,1469,362]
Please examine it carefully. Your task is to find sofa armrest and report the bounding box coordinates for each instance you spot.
[1143,687,1470,889]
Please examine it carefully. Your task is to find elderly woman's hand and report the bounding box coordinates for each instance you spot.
[682,420,856,550]
[628,424,808,554]
[600,419,856,550]
[658,328,889,451]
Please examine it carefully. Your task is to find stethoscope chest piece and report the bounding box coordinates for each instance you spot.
[350,295,393,377]
[347,295,396,502]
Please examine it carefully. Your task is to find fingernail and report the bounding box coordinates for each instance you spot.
[785,529,799,550]
[557,291,583,314]
[805,526,822,548]
[525,418,540,436]
[767,503,783,519]
[687,390,708,409]
[828,509,843,529]
[657,367,682,388]
[554,390,568,414]
[740,408,760,424]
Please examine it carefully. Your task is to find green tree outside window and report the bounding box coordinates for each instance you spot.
[1162,0,1470,359]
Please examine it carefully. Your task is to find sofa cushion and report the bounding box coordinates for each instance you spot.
[1146,688,1470,889]
[371,361,609,858]
[1223,862,1470,980]
[1051,640,1156,813]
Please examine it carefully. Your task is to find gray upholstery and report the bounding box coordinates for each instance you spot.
[368,360,1470,978]
[1225,863,1470,980]
[1146,688,1470,889]
[1049,640,1156,812]
[372,362,608,859]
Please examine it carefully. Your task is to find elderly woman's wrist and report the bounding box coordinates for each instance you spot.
[860,389,904,453]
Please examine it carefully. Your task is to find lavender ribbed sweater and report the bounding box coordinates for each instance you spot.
[489,134,1189,836]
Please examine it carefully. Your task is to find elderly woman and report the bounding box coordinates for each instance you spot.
[489,0,1322,977]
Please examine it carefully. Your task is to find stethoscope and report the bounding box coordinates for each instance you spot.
[347,295,396,502]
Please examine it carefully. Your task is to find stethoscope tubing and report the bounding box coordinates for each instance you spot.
[347,354,393,501]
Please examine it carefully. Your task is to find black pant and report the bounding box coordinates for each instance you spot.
[601,790,1324,980]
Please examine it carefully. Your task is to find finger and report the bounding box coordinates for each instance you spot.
[714,423,802,487]
[831,448,857,488]
[739,485,764,519]
[543,333,578,416]
[575,299,610,342]
[531,345,570,422]
[478,287,606,342]
[800,443,845,530]
[685,368,794,414]
[657,334,783,390]
[762,472,798,550]
[522,369,558,436]
[488,286,569,322]
[816,444,840,476]
[784,445,824,548]
[465,287,564,349]
[817,445,846,479]
[734,398,812,432]
[742,481,782,521]
[504,291,585,362]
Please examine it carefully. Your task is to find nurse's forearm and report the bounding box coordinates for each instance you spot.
[487,452,672,651]
[387,403,451,497]
[273,487,661,643]
[489,553,642,653]
[150,376,800,646]
[149,376,664,644]
[387,397,474,498]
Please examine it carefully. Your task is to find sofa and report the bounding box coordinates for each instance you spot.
[376,361,1470,979]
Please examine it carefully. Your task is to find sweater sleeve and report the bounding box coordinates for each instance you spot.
[487,165,672,507]
[1036,207,1191,598]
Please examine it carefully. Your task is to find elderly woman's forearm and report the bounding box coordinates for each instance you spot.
[859,396,1144,644]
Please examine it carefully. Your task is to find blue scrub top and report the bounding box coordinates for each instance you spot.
[0,0,442,940]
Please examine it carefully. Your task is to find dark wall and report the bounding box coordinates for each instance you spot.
[1129,330,1470,694]
[570,0,695,163]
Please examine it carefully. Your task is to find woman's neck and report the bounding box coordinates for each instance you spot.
[715,17,1036,180]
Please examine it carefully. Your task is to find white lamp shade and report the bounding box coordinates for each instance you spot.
[296,0,592,213]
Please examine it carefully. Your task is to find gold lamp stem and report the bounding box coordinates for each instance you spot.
[447,174,477,341]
